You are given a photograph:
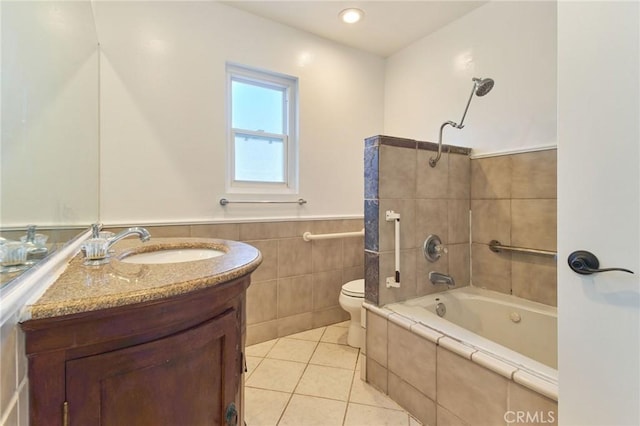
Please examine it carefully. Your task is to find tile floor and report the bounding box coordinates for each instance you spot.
[244,321,421,426]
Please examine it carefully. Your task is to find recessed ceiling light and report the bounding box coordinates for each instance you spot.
[339,8,365,24]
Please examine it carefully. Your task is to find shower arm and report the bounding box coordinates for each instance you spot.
[429,84,477,168]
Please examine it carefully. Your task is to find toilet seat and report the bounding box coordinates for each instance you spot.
[341,279,364,298]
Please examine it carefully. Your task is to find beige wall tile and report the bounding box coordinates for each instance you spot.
[511,253,557,306]
[366,358,388,394]
[448,199,470,244]
[417,149,449,199]
[278,275,313,318]
[471,243,512,294]
[312,270,343,311]
[247,321,278,346]
[246,240,278,283]
[511,199,557,251]
[388,372,436,426]
[511,150,557,199]
[416,199,448,244]
[277,312,313,337]
[312,239,343,273]
[379,199,417,250]
[1,321,17,413]
[437,404,470,426]
[312,307,349,328]
[146,225,190,237]
[343,238,364,268]
[508,382,558,426]
[17,329,26,384]
[309,219,364,234]
[366,311,388,367]
[278,238,312,278]
[471,199,511,245]
[387,323,436,399]
[189,223,240,240]
[377,249,417,305]
[437,347,508,426]
[448,243,470,288]
[246,280,278,325]
[471,155,512,199]
[448,153,471,200]
[342,266,364,283]
[18,379,28,426]
[240,221,296,241]
[380,145,417,199]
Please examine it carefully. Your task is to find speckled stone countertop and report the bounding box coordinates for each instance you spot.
[26,238,262,320]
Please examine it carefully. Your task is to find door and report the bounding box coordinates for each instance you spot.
[558,2,639,425]
[66,309,239,426]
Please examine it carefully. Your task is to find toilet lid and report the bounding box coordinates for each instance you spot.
[341,279,364,298]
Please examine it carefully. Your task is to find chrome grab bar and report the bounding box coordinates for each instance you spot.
[489,240,557,258]
[219,198,307,206]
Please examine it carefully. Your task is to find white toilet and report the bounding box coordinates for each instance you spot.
[338,279,365,348]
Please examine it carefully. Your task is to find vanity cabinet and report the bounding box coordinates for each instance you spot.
[21,274,250,426]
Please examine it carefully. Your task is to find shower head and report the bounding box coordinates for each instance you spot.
[473,77,494,97]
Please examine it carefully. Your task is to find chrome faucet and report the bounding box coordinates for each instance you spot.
[429,271,455,288]
[106,227,151,250]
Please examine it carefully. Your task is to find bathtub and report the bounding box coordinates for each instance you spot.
[384,286,558,384]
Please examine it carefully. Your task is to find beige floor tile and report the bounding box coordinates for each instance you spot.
[245,358,307,393]
[295,364,355,401]
[287,327,326,342]
[246,338,279,357]
[344,402,409,426]
[349,376,404,411]
[321,325,349,345]
[246,356,263,380]
[267,338,318,363]
[409,416,423,426]
[335,320,350,328]
[278,394,347,426]
[355,353,363,372]
[310,342,359,369]
[244,387,291,426]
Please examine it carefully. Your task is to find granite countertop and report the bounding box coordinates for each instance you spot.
[26,238,262,320]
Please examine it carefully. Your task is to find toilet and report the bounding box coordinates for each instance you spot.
[338,279,365,348]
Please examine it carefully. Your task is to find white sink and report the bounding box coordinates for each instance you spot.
[120,248,225,264]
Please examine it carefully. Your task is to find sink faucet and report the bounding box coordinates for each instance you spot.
[429,271,455,288]
[106,227,151,250]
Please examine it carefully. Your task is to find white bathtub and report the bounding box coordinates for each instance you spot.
[385,286,558,384]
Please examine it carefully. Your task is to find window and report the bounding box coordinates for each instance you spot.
[227,64,298,193]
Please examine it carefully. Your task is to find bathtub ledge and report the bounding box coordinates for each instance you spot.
[471,351,518,380]
[513,370,558,401]
[362,302,392,319]
[438,336,477,359]
[388,313,416,330]
[410,323,443,344]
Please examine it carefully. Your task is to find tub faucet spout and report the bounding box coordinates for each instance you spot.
[429,271,455,288]
[106,227,151,250]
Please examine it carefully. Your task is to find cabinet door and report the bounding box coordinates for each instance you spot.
[66,309,239,426]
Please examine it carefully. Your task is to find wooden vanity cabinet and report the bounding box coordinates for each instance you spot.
[21,275,250,426]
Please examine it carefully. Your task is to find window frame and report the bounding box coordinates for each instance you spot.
[226,63,299,194]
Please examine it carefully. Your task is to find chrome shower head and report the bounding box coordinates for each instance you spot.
[473,77,494,97]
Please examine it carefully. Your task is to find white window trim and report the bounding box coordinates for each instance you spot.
[226,63,299,195]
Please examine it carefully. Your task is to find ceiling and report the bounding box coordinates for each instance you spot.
[221,1,487,57]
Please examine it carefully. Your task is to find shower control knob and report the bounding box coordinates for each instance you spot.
[567,250,634,275]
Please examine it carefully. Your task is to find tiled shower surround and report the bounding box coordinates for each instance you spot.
[107,219,363,345]
[363,135,558,425]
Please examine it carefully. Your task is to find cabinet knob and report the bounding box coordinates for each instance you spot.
[225,402,238,426]
[568,250,634,275]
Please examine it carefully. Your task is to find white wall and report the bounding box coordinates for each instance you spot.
[384,1,556,155]
[558,2,640,424]
[94,1,384,224]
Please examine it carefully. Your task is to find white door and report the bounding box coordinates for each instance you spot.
[558,2,639,425]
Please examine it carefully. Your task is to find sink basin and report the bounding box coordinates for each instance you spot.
[120,248,226,264]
